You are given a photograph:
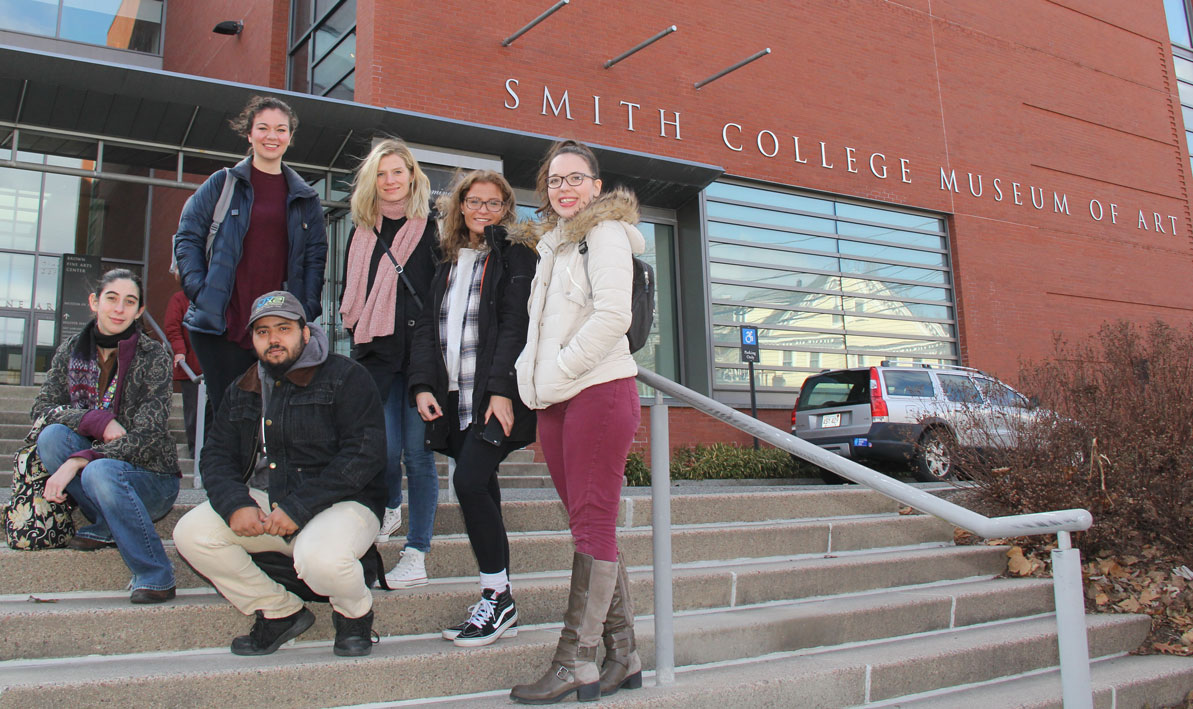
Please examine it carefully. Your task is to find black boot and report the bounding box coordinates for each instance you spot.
[230,608,315,656]
[333,609,377,656]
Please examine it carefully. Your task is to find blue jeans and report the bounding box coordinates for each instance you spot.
[383,373,438,552]
[37,424,180,590]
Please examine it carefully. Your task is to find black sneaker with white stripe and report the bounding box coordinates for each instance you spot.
[452,587,518,647]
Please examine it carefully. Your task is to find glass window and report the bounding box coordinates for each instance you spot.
[796,370,869,410]
[1177,56,1193,83]
[836,203,943,232]
[705,181,956,392]
[840,259,948,284]
[1166,0,1192,47]
[838,240,948,267]
[290,0,357,97]
[312,32,355,95]
[633,221,679,392]
[39,170,83,253]
[976,378,1027,408]
[709,242,839,272]
[60,0,163,53]
[707,201,836,233]
[706,181,833,214]
[835,220,947,249]
[841,278,951,303]
[34,255,59,311]
[34,318,56,385]
[937,374,983,404]
[883,370,934,397]
[0,165,43,251]
[1184,105,1193,131]
[0,316,25,385]
[0,253,36,308]
[1180,81,1193,107]
[0,0,58,35]
[708,220,837,252]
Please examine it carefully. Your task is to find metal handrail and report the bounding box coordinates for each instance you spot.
[142,312,208,487]
[635,367,1094,708]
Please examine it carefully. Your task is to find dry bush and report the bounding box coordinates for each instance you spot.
[946,320,1193,560]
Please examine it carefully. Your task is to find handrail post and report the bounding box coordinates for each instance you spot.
[192,380,206,488]
[649,388,675,686]
[1052,531,1093,708]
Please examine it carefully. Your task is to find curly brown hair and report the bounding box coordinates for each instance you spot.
[436,170,517,263]
[228,96,299,138]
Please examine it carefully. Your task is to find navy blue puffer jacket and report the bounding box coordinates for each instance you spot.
[173,157,327,335]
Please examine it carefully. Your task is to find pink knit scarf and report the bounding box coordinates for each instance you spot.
[339,211,428,344]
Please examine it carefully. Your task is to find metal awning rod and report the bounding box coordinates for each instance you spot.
[0,155,349,209]
[694,48,771,89]
[0,119,354,176]
[605,26,677,69]
[502,0,569,46]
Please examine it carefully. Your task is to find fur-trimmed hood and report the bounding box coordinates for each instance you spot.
[509,188,642,247]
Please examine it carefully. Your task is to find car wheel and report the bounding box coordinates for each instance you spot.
[913,428,955,482]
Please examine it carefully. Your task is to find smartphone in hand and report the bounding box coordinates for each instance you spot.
[480,416,506,446]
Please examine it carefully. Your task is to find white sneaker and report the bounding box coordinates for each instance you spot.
[375,507,402,544]
[384,547,428,588]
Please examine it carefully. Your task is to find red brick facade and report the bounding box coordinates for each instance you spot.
[159,0,1193,450]
[347,0,1193,380]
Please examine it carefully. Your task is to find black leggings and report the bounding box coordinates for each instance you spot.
[188,331,258,415]
[445,393,513,575]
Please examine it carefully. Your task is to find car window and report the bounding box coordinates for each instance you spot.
[976,378,1027,408]
[797,371,869,411]
[936,374,984,404]
[882,370,934,398]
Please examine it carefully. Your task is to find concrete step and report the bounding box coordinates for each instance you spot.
[0,509,955,595]
[435,613,1158,709]
[8,486,916,548]
[871,653,1193,708]
[0,544,1012,660]
[0,584,1142,707]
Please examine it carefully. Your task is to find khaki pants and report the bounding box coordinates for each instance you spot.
[174,489,379,619]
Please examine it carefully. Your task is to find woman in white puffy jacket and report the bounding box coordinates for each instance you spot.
[510,140,644,704]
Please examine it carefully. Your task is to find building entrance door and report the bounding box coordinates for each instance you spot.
[0,310,31,386]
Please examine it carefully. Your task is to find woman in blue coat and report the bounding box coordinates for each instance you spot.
[173,95,327,413]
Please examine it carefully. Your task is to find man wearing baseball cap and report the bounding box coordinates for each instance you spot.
[175,291,387,657]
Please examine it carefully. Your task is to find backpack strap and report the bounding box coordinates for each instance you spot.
[206,168,236,260]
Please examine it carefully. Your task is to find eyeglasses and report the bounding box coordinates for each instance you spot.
[546,172,595,189]
[464,197,505,212]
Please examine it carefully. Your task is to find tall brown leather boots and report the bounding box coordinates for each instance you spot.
[599,552,642,695]
[510,551,618,704]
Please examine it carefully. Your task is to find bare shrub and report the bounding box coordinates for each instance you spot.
[944,320,1193,559]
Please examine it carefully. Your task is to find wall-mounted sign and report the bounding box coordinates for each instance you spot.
[57,254,102,345]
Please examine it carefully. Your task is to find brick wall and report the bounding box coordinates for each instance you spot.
[171,0,1193,403]
[163,0,288,87]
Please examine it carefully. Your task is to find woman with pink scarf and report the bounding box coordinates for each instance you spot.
[339,139,439,588]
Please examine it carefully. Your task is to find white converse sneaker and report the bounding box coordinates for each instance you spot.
[375,507,402,544]
[384,547,428,588]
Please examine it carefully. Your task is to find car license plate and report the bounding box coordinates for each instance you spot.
[821,413,841,428]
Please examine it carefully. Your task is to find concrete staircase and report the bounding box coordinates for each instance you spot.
[2,385,1193,707]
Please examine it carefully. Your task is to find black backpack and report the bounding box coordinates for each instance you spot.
[579,238,655,354]
[249,544,390,602]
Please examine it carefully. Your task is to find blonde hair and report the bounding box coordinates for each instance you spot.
[349,138,430,227]
[436,170,516,263]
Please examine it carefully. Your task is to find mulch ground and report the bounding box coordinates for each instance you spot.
[952,528,1193,657]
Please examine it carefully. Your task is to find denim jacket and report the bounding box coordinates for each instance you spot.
[199,353,387,528]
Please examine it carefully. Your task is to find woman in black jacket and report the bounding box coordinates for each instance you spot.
[338,138,439,588]
[408,170,536,647]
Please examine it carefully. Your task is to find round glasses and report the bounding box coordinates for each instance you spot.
[464,197,505,212]
[546,172,595,189]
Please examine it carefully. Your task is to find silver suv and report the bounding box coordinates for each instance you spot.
[790,362,1036,482]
